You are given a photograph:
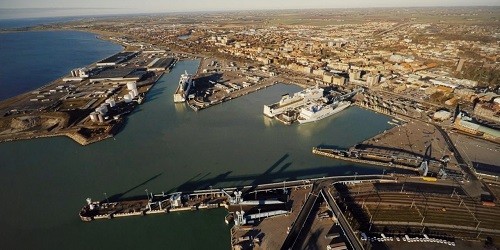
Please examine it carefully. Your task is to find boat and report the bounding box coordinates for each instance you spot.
[297,101,351,124]
[174,71,194,103]
[263,85,324,117]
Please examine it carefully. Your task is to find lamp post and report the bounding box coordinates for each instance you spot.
[145,189,151,211]
[104,192,109,204]
[103,192,109,204]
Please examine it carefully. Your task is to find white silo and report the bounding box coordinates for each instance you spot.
[89,112,98,122]
[132,89,139,97]
[95,106,105,115]
[129,90,136,98]
[98,114,105,123]
[126,82,137,91]
[105,98,116,107]
[100,103,109,114]
[123,94,132,103]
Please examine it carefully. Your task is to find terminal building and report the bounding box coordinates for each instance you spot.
[96,51,138,66]
[147,57,175,71]
[89,68,149,83]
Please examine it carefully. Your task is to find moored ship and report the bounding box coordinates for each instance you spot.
[174,71,194,103]
[263,86,324,117]
[297,101,351,124]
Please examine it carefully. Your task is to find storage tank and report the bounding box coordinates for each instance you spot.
[105,98,116,107]
[89,112,98,122]
[132,89,139,97]
[129,90,136,98]
[100,104,109,114]
[123,94,132,103]
[95,107,105,115]
[98,114,104,123]
[126,82,137,91]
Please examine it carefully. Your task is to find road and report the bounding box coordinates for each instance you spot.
[323,187,365,250]
[279,176,385,249]
[434,125,477,180]
[280,181,325,250]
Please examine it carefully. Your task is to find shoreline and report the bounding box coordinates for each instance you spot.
[0,30,173,146]
[0,29,126,103]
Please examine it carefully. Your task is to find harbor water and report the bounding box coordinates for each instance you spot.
[0,30,394,249]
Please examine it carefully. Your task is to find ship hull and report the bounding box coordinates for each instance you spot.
[298,102,350,124]
[173,71,193,103]
[263,86,323,117]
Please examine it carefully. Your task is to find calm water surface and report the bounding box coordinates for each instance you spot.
[0,32,394,249]
[0,30,122,100]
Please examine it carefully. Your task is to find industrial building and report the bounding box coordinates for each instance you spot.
[147,57,175,71]
[96,51,138,66]
[90,68,149,83]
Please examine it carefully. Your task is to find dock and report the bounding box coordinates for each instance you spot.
[0,51,177,146]
[312,147,421,173]
[79,173,500,249]
[79,175,389,223]
[263,87,362,125]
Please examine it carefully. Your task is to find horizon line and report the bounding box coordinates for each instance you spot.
[1,5,500,10]
[1,5,499,21]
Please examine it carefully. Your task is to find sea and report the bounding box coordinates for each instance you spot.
[0,18,394,249]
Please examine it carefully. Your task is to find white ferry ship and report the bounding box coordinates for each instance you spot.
[263,86,323,117]
[174,71,194,103]
[297,101,351,124]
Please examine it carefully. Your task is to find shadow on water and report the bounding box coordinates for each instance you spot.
[107,173,163,202]
[144,86,166,103]
[104,154,411,201]
[166,153,383,193]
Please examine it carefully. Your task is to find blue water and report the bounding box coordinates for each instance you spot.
[0,30,122,100]
[0,16,81,29]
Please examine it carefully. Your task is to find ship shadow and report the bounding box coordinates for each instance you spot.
[106,173,163,202]
[167,153,395,194]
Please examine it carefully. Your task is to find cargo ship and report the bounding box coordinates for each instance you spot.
[263,86,323,117]
[297,101,351,124]
[174,71,194,103]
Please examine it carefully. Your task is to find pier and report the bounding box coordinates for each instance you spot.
[263,87,362,125]
[312,147,421,173]
[80,175,391,223]
[79,172,500,249]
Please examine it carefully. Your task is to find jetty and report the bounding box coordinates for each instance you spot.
[79,172,500,249]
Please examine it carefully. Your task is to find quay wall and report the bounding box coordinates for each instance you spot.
[312,147,419,172]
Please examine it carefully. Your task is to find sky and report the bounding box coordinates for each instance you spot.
[0,0,499,19]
